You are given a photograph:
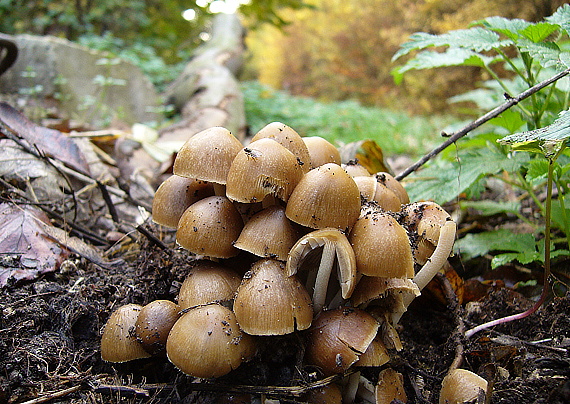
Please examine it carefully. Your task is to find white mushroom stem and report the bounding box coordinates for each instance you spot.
[392,220,457,325]
[342,371,361,404]
[356,375,376,404]
[313,241,336,313]
[414,220,457,291]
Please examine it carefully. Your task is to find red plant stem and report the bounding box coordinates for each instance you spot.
[465,159,554,338]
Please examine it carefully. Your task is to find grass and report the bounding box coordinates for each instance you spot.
[241,81,457,158]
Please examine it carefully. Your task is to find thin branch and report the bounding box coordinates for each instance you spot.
[396,67,570,181]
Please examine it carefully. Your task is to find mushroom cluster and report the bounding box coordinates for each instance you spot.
[102,123,459,402]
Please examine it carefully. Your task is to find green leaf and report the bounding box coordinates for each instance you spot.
[517,39,561,69]
[480,16,531,40]
[406,148,529,204]
[454,229,536,261]
[499,109,570,154]
[460,200,521,216]
[525,159,549,184]
[392,28,511,61]
[488,108,526,133]
[546,4,570,34]
[491,253,520,268]
[392,48,497,84]
[519,22,560,43]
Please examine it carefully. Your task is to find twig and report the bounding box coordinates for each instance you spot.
[396,67,570,180]
[18,384,84,404]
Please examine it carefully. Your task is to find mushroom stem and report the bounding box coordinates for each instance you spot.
[313,241,336,312]
[413,220,456,291]
[391,220,456,325]
[342,371,361,404]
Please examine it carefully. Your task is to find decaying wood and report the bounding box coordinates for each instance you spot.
[160,13,247,143]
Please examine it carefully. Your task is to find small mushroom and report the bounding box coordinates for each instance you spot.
[286,228,357,313]
[166,303,256,379]
[439,369,487,404]
[226,138,305,203]
[234,205,301,261]
[134,300,180,355]
[233,259,313,335]
[374,172,409,204]
[349,204,414,279]
[305,307,379,376]
[251,121,312,172]
[302,136,341,168]
[352,176,402,212]
[286,163,361,231]
[176,196,244,258]
[101,304,151,363]
[152,175,215,228]
[375,368,407,404]
[177,260,242,310]
[353,335,390,368]
[173,127,243,193]
[342,161,371,177]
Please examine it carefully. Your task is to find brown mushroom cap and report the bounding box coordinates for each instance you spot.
[354,335,390,368]
[177,261,242,310]
[134,300,180,355]
[285,163,361,231]
[233,259,313,336]
[101,304,151,363]
[342,161,371,177]
[302,136,341,168]
[173,127,243,184]
[251,121,311,171]
[374,172,409,204]
[152,175,215,228]
[166,304,255,379]
[226,138,305,203]
[176,196,244,258]
[353,176,401,212]
[403,201,451,245]
[376,368,408,404]
[305,307,379,376]
[304,383,343,404]
[349,205,414,278]
[234,205,301,261]
[439,369,487,404]
[286,228,357,312]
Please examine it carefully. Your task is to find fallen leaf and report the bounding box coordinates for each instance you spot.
[0,203,69,287]
[0,102,91,175]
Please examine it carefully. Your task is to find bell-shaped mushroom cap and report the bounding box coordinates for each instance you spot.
[173,127,243,184]
[439,369,487,404]
[176,196,244,258]
[374,172,409,204]
[134,300,180,355]
[233,259,313,335]
[402,201,451,245]
[234,205,301,261]
[349,204,414,278]
[286,228,357,312]
[375,368,407,404]
[286,163,361,231]
[354,335,390,367]
[152,175,215,228]
[351,276,420,326]
[226,138,305,203]
[101,304,151,362]
[251,122,311,172]
[342,161,371,177]
[302,136,341,168]
[166,303,256,379]
[177,261,242,310]
[353,176,401,212]
[305,307,379,376]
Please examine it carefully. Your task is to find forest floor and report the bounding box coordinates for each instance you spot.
[0,105,569,404]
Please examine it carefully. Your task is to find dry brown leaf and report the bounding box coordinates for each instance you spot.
[0,102,91,175]
[0,203,69,287]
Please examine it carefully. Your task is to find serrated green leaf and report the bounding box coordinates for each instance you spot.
[491,253,520,268]
[460,200,521,216]
[546,4,570,34]
[488,108,526,133]
[392,28,512,61]
[517,39,561,68]
[480,16,531,40]
[519,22,560,43]
[406,148,529,204]
[525,159,549,183]
[454,229,536,261]
[499,109,570,151]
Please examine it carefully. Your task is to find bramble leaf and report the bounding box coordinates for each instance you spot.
[460,200,522,216]
[454,229,536,261]
[546,4,570,34]
[480,16,530,40]
[519,22,560,43]
[517,39,563,68]
[392,28,511,61]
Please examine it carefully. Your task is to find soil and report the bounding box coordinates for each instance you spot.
[0,223,568,404]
